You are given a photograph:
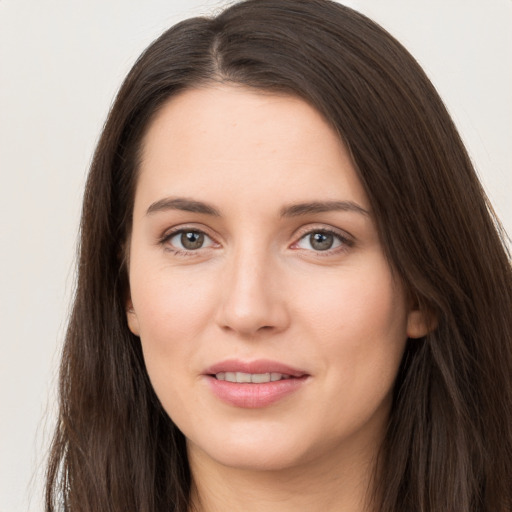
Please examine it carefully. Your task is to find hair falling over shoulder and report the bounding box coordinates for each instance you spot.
[45,1,512,511]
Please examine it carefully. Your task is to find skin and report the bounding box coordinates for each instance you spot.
[126,85,428,512]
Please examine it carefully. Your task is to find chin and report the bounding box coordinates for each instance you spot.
[186,427,315,473]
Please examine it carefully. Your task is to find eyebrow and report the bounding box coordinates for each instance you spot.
[145,197,369,218]
[280,200,370,218]
[146,197,221,216]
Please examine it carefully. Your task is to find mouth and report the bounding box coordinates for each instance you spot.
[213,372,295,383]
[204,359,308,380]
[203,359,309,408]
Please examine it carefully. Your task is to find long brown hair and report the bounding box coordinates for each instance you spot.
[46,1,512,510]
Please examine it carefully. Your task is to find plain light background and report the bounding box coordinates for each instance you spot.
[0,1,510,511]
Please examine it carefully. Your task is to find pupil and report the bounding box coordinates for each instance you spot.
[181,231,204,250]
[310,232,333,251]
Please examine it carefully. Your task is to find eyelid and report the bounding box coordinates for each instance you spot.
[157,222,354,256]
[290,224,355,253]
[158,224,221,253]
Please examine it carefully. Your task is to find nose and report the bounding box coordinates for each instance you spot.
[215,248,290,337]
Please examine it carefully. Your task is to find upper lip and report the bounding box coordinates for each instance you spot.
[204,359,308,377]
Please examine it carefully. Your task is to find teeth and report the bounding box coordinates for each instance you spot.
[237,372,252,383]
[251,373,270,383]
[215,372,291,383]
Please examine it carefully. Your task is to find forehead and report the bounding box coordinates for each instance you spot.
[135,85,369,215]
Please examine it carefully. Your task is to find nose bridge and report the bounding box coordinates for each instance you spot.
[217,237,287,336]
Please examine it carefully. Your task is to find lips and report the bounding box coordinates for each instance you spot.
[215,371,293,383]
[204,359,307,378]
[203,359,309,408]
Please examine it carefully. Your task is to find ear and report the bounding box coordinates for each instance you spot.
[126,299,141,336]
[406,305,437,339]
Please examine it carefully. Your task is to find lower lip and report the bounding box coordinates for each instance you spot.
[206,376,307,408]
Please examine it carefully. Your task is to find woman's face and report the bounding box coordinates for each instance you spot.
[126,86,427,472]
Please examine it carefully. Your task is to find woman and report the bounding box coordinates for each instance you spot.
[45,1,512,511]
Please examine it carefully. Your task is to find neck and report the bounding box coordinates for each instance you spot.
[187,440,380,512]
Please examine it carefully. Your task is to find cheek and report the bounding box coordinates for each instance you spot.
[295,263,407,339]
[128,260,219,402]
[292,259,408,390]
[130,263,215,343]
[129,273,210,418]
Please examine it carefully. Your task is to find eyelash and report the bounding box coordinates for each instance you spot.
[158,226,218,256]
[291,228,354,256]
[158,226,354,257]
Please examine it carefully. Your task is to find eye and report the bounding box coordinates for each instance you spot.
[165,229,215,251]
[295,229,349,252]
